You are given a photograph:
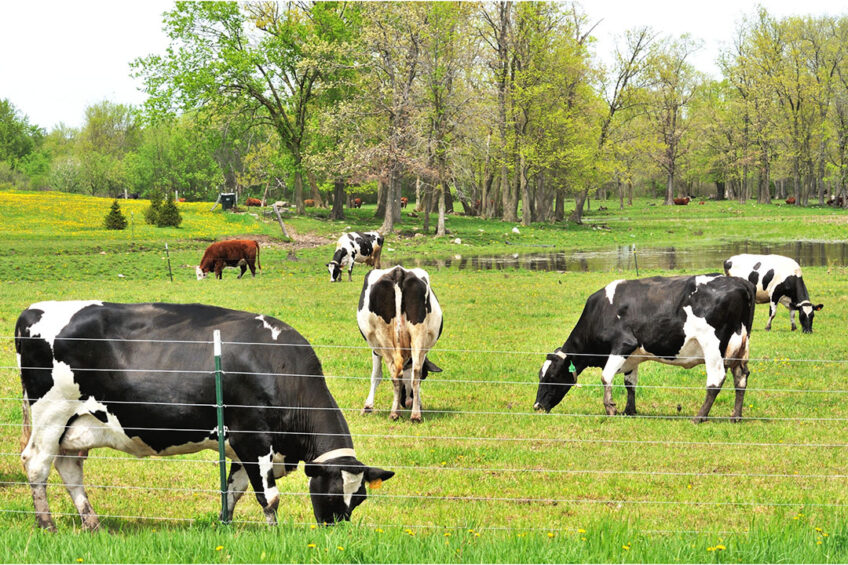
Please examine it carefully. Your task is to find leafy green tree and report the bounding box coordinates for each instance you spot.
[104,199,128,230]
[0,99,44,170]
[134,2,356,215]
[156,191,182,227]
[144,191,163,225]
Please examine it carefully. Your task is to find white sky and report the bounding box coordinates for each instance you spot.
[0,0,844,131]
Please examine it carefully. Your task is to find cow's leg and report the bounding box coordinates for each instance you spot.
[789,308,797,331]
[347,260,355,281]
[623,367,639,416]
[238,263,247,279]
[238,446,281,526]
[409,352,426,423]
[248,260,257,277]
[693,354,727,424]
[21,439,59,531]
[362,352,383,415]
[373,247,382,269]
[215,261,224,280]
[389,356,404,420]
[765,301,778,331]
[222,462,249,522]
[54,449,99,531]
[730,362,750,422]
[601,354,628,416]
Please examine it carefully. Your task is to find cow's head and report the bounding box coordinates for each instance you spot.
[195,266,208,280]
[795,301,824,333]
[402,357,443,379]
[534,348,578,413]
[326,261,343,282]
[304,455,394,524]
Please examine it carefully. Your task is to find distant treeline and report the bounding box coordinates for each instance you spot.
[2,3,847,232]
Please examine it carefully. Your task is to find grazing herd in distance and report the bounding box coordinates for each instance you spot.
[15,222,825,529]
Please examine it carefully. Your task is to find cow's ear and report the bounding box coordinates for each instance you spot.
[423,358,442,373]
[546,353,559,362]
[814,304,824,311]
[364,466,394,488]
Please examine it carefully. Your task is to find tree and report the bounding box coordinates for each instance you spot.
[644,35,702,205]
[135,2,355,215]
[104,199,128,230]
[156,191,183,227]
[0,99,44,169]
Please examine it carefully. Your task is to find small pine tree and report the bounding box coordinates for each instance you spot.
[156,192,183,228]
[104,199,128,230]
[144,191,163,225]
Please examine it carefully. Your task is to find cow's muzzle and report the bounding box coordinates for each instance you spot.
[533,402,550,413]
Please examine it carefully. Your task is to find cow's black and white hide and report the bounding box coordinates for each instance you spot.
[534,275,756,423]
[357,267,443,422]
[15,301,393,531]
[327,231,384,282]
[724,254,823,333]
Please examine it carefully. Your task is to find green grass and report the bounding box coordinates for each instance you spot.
[1,190,847,562]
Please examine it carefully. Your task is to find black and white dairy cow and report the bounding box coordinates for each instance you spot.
[357,266,443,422]
[15,301,393,531]
[724,254,823,333]
[534,275,756,423]
[327,231,384,282]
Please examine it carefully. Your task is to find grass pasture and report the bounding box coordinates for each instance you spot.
[0,191,847,562]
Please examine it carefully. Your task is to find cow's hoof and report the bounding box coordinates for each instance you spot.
[361,406,373,415]
[692,416,707,424]
[410,415,423,423]
[604,405,617,416]
[791,326,797,332]
[624,408,637,416]
[389,413,399,421]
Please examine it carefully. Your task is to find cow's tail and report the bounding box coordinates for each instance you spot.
[394,280,405,377]
[15,329,32,453]
[256,242,262,271]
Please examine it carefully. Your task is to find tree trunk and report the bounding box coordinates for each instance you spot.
[374,177,388,218]
[664,169,674,205]
[329,179,345,220]
[423,185,432,233]
[414,176,423,212]
[521,156,531,226]
[554,191,564,221]
[306,171,325,207]
[716,181,726,201]
[501,165,517,222]
[380,169,400,234]
[294,170,305,214]
[436,183,447,236]
[617,176,624,210]
[627,180,633,206]
[570,189,589,224]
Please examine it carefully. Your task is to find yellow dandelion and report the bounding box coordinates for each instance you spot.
[215,546,224,552]
[815,527,823,532]
[577,528,586,534]
[337,546,344,551]
[581,537,587,541]
[444,532,451,537]
[310,524,317,530]
[707,547,716,552]
[687,484,693,489]
[823,533,829,537]
[307,543,316,549]
[818,541,823,545]
[375,528,384,533]
[547,532,555,538]
[716,544,726,550]
[622,544,630,551]
[76,560,83,563]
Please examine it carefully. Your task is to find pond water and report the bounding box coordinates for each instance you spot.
[396,240,848,273]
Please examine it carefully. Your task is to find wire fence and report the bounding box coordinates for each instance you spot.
[3,333,847,534]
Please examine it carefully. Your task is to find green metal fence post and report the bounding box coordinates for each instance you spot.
[213,329,229,524]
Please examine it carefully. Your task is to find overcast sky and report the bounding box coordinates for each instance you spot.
[1,0,843,131]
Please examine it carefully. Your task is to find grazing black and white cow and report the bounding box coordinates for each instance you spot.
[724,254,823,333]
[327,231,384,282]
[534,275,756,423]
[15,301,393,531]
[357,267,443,422]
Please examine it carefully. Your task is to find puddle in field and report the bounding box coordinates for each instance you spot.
[395,240,848,273]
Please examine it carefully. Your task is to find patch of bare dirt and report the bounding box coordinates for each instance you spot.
[227,227,333,250]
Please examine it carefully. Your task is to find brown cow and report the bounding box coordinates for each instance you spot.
[245,197,263,207]
[673,197,690,205]
[304,199,315,207]
[353,198,363,208]
[786,197,796,205]
[400,197,408,208]
[196,240,261,280]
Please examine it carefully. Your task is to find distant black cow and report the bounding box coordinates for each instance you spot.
[327,231,384,282]
[357,267,443,421]
[534,275,756,423]
[16,301,393,531]
[724,254,823,333]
